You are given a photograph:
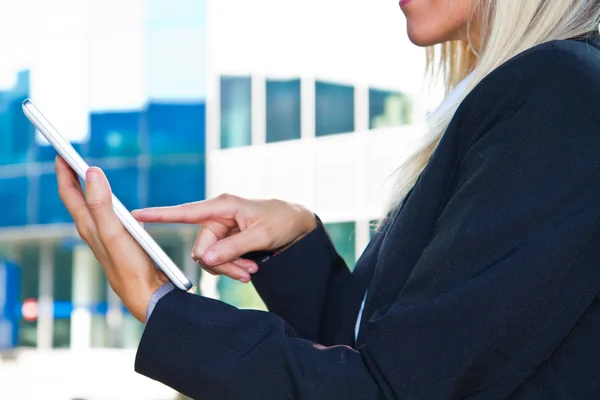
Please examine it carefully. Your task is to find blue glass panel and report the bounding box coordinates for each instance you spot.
[369,88,412,129]
[89,111,141,158]
[0,98,15,165]
[220,76,251,149]
[315,81,355,136]
[145,102,205,156]
[266,79,301,143]
[217,276,266,310]
[8,98,33,164]
[324,222,356,270]
[147,162,205,207]
[0,71,32,165]
[35,142,85,163]
[38,173,72,224]
[0,176,28,226]
[101,166,141,211]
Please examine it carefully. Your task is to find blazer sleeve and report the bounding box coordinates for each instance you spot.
[134,41,600,400]
[248,220,356,344]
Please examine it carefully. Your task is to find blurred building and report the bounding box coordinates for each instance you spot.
[0,0,436,398]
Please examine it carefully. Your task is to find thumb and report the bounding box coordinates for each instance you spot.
[85,168,123,241]
[203,227,269,267]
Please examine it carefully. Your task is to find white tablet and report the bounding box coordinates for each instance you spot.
[22,98,193,291]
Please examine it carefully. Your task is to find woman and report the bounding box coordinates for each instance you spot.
[57,0,600,398]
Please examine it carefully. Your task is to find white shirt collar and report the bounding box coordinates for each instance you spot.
[426,71,476,125]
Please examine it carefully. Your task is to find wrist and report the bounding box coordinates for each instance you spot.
[275,206,317,254]
[127,275,169,323]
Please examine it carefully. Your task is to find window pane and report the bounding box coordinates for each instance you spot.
[315,81,355,136]
[101,166,141,210]
[147,162,205,207]
[0,71,32,166]
[18,244,40,347]
[218,277,266,310]
[36,143,85,162]
[324,222,356,270]
[220,76,252,149]
[369,89,412,129]
[89,111,142,158]
[266,79,301,143]
[38,173,73,225]
[121,314,144,348]
[0,176,28,227]
[156,236,184,268]
[53,245,73,303]
[52,319,71,348]
[145,103,205,156]
[52,244,73,348]
[369,219,380,238]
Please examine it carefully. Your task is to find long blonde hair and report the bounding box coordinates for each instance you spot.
[385,0,600,214]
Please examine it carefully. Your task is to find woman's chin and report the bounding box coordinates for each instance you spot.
[406,25,451,47]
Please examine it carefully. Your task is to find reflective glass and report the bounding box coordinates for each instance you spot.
[36,143,85,163]
[17,243,40,347]
[145,102,205,156]
[101,166,141,211]
[324,222,356,270]
[38,173,73,225]
[315,81,355,136]
[0,71,31,166]
[266,79,301,143]
[220,76,252,149]
[218,277,266,310]
[369,89,412,129]
[0,176,28,226]
[147,162,205,207]
[89,111,142,158]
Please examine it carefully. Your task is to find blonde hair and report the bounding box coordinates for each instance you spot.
[385,0,600,214]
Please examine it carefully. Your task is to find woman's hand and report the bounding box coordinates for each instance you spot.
[132,194,317,283]
[56,156,169,323]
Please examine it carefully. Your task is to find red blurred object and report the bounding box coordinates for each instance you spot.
[22,298,38,321]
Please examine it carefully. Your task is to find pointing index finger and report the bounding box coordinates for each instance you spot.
[132,197,237,224]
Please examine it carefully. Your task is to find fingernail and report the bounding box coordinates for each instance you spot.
[203,250,217,265]
[239,276,249,283]
[86,168,100,182]
[247,267,256,274]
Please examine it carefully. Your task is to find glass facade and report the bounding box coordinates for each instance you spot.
[18,244,40,348]
[89,111,142,158]
[0,71,206,228]
[218,278,266,311]
[146,103,206,156]
[266,78,301,143]
[52,245,73,348]
[0,71,33,166]
[369,88,413,129]
[324,222,356,270]
[0,66,206,348]
[315,81,355,136]
[220,76,252,149]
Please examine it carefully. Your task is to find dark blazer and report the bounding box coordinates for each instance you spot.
[134,37,600,399]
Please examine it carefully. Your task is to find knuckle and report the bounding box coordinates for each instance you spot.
[202,266,218,275]
[75,222,92,243]
[57,186,66,201]
[217,193,232,201]
[176,203,192,220]
[98,226,121,247]
[192,247,204,261]
[258,225,276,247]
[218,192,240,205]
[86,199,106,215]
